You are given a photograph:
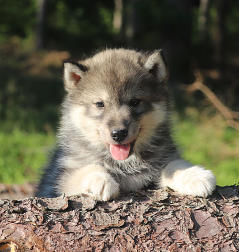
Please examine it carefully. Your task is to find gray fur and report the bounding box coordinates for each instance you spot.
[35,49,189,198]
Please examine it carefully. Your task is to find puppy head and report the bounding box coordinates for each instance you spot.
[63,49,169,160]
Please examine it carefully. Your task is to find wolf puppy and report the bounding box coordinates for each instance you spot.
[36,49,216,200]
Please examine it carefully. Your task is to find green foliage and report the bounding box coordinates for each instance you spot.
[0,0,35,43]
[44,0,114,52]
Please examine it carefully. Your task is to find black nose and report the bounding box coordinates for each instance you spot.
[111,129,128,142]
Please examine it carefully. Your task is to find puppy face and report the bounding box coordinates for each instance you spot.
[63,49,169,160]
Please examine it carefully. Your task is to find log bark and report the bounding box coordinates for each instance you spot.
[198,0,210,42]
[35,0,47,50]
[0,186,238,251]
[113,0,123,33]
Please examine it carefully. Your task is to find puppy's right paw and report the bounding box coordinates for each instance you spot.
[80,172,120,201]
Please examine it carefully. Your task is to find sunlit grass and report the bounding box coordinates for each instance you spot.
[0,129,55,184]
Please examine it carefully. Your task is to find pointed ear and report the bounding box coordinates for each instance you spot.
[63,60,88,91]
[144,50,168,82]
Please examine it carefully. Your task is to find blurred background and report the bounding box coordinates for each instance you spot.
[0,0,238,188]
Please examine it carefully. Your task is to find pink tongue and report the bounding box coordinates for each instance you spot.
[110,144,131,160]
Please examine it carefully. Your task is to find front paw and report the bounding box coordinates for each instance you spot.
[80,172,120,201]
[161,160,216,197]
[174,165,216,197]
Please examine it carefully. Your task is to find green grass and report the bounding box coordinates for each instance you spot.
[0,129,55,184]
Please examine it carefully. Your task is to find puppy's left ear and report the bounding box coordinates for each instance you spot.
[144,50,167,82]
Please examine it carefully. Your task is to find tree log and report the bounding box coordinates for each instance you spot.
[0,186,238,251]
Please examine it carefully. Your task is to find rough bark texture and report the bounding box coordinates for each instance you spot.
[0,185,238,251]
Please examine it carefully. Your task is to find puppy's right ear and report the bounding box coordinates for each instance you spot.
[63,60,88,91]
[144,50,167,83]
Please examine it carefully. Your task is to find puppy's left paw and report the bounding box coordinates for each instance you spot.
[175,166,216,197]
[161,160,216,197]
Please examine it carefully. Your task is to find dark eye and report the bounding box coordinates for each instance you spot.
[129,98,141,107]
[95,101,104,108]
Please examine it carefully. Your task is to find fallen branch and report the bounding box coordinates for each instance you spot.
[185,71,239,130]
[0,186,239,251]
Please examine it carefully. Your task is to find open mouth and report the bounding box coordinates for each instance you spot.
[109,141,135,161]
